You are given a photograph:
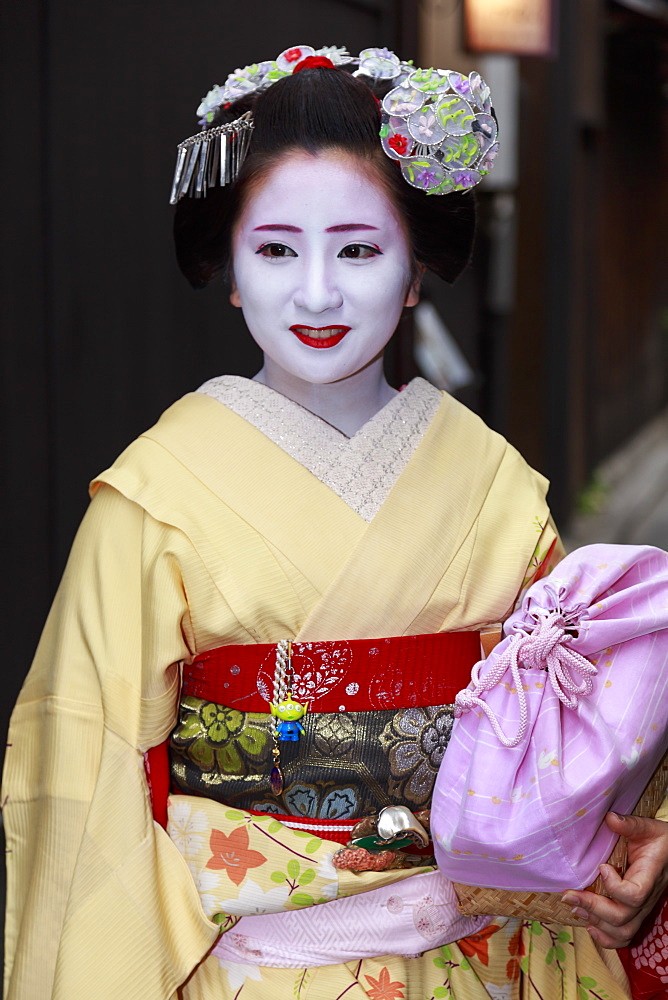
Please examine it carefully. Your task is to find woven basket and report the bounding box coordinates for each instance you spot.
[453,749,668,925]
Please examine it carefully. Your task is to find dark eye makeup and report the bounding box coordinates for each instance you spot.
[256,243,297,258]
[338,244,382,259]
[256,242,383,260]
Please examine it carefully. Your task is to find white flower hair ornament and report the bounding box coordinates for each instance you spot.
[169,45,499,205]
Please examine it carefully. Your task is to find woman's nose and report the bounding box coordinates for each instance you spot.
[292,259,344,313]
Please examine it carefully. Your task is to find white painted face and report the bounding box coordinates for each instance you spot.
[230,150,420,385]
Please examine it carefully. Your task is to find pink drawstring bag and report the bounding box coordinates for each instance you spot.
[432,544,668,893]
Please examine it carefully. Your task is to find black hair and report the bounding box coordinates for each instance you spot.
[173,66,476,289]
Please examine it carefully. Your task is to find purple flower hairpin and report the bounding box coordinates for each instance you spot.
[380,66,498,195]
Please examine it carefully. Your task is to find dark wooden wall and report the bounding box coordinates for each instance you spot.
[0,0,418,778]
[508,1,668,518]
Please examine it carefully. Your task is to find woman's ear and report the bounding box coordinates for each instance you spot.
[229,281,242,308]
[404,264,425,308]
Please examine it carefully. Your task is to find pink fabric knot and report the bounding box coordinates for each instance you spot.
[453,688,476,712]
[520,617,566,667]
[454,612,598,748]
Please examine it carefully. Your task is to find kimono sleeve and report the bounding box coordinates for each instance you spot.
[2,485,218,1000]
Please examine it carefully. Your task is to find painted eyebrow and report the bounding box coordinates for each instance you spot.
[326,224,379,233]
[253,224,302,232]
[252,224,380,233]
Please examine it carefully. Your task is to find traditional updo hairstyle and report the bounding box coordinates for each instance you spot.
[174,64,476,289]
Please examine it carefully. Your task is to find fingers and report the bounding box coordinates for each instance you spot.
[561,864,651,921]
[561,861,657,949]
[561,888,612,924]
[559,816,668,948]
[602,813,668,905]
[561,888,646,948]
[586,922,641,950]
[562,885,633,930]
[602,863,656,909]
[605,811,665,843]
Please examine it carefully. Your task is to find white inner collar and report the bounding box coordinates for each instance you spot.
[197,375,442,522]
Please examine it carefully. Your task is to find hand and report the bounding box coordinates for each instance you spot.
[561,812,668,949]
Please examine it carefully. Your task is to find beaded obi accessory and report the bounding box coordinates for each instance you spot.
[169,44,499,204]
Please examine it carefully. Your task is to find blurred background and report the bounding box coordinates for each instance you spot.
[1,0,667,914]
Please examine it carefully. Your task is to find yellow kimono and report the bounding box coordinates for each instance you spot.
[2,378,629,1000]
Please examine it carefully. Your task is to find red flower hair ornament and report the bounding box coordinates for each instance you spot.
[294,55,336,72]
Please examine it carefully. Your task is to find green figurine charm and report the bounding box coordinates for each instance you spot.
[270,693,308,742]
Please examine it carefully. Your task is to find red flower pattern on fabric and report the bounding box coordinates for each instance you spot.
[388,134,409,156]
[285,47,304,63]
[458,923,501,966]
[506,923,525,981]
[205,826,266,885]
[364,966,405,1000]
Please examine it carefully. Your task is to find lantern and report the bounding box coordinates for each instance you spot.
[464,0,556,57]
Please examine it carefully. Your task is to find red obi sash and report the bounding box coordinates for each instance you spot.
[182,632,482,712]
[146,631,486,830]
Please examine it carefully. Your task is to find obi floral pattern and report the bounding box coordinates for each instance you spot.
[172,695,271,773]
[170,695,456,820]
[255,784,360,820]
[380,707,455,806]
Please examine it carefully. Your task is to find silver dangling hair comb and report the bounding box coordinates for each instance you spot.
[169,111,254,205]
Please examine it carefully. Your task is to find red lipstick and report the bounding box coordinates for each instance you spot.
[290,325,350,349]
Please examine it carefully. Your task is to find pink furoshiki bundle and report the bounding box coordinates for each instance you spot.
[432,543,668,893]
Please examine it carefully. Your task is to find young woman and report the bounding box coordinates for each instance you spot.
[4,45,667,1000]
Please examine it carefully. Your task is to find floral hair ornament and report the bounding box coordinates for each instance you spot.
[169,45,498,204]
[380,68,498,194]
